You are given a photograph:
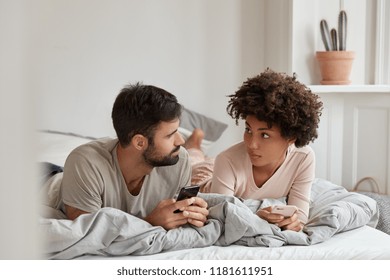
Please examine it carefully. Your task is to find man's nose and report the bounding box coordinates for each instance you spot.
[176,132,185,146]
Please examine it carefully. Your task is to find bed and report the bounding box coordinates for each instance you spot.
[37,108,390,260]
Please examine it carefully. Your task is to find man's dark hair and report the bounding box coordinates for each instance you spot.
[112,83,182,146]
[227,69,323,147]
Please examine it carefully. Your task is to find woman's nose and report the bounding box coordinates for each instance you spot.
[248,137,259,149]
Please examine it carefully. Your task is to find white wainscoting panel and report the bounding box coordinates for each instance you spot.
[310,85,390,194]
[344,98,390,194]
[310,95,344,185]
[354,107,389,193]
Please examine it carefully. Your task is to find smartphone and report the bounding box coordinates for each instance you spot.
[175,185,200,201]
[174,185,200,213]
[271,205,298,217]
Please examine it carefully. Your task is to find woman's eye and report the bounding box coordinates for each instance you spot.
[262,133,270,139]
[245,127,252,134]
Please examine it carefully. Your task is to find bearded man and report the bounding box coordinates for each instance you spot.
[60,83,208,230]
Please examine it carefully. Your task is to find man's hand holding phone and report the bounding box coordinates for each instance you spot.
[145,187,208,230]
[173,185,208,227]
[174,185,200,213]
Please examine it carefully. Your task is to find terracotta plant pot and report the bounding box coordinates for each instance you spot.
[316,51,355,85]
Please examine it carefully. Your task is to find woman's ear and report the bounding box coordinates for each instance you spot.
[288,138,296,146]
[131,134,148,151]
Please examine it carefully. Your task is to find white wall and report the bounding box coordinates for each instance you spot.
[30,0,264,156]
[24,0,381,153]
[264,0,375,85]
[0,0,40,259]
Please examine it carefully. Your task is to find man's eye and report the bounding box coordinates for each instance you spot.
[262,133,270,139]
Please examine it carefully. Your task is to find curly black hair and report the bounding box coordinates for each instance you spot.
[227,69,323,147]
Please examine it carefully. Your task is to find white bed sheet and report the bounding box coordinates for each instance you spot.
[38,131,390,260]
[75,226,390,260]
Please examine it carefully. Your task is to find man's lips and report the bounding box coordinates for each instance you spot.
[171,146,180,155]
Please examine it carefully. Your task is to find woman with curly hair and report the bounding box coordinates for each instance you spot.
[209,69,323,232]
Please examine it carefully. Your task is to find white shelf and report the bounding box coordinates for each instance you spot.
[308,84,390,94]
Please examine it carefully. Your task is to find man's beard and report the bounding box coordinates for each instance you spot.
[143,145,181,167]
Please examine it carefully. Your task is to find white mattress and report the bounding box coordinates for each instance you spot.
[76,226,390,260]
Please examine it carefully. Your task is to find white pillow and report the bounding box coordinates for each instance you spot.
[37,108,228,166]
[37,130,96,167]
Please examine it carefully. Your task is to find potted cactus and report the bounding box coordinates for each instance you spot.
[316,10,355,85]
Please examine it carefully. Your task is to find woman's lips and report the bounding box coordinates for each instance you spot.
[249,153,262,158]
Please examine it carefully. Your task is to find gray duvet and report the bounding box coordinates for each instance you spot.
[40,178,378,259]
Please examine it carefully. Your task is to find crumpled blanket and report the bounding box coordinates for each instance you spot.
[40,178,378,259]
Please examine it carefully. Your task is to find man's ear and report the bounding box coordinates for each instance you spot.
[131,134,148,151]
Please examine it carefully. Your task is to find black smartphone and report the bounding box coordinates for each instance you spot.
[174,185,200,213]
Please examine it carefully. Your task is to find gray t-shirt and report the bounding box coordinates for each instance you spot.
[60,138,191,218]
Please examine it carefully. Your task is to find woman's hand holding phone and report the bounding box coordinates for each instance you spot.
[271,205,298,217]
[257,205,303,232]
